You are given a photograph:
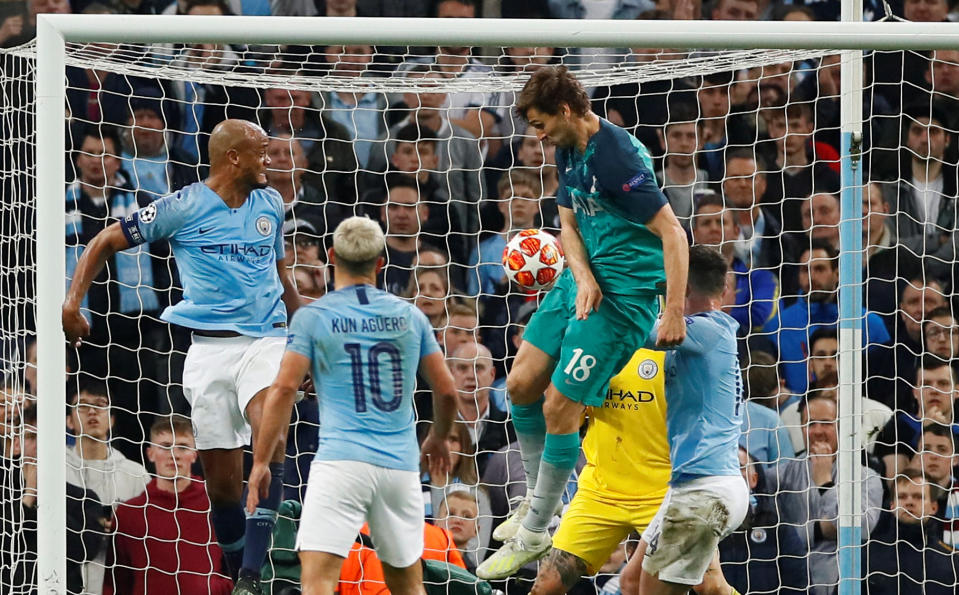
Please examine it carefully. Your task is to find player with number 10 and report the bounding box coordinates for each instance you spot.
[247,216,458,595]
[477,66,689,579]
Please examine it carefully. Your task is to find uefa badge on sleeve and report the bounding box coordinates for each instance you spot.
[139,203,157,224]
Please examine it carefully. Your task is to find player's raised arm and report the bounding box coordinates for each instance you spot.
[417,350,457,478]
[62,222,132,346]
[558,205,603,320]
[247,349,310,513]
[645,204,689,347]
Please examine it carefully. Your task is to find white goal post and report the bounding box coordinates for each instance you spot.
[30,13,959,595]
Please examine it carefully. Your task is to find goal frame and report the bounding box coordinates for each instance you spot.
[33,12,959,595]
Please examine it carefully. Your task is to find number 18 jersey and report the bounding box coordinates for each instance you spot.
[286,284,441,471]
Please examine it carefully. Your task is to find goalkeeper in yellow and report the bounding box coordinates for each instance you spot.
[529,347,740,595]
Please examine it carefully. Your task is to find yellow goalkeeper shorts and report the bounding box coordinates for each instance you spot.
[552,490,662,572]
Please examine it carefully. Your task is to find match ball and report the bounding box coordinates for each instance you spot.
[501,229,565,291]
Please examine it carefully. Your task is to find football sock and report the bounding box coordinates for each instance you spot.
[522,431,579,534]
[240,462,284,577]
[211,502,246,580]
[511,397,547,493]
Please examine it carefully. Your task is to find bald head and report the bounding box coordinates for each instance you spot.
[451,341,492,364]
[208,119,268,168]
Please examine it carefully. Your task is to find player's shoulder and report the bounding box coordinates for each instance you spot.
[687,310,739,337]
[253,185,284,208]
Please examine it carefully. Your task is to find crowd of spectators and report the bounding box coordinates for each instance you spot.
[4,0,959,592]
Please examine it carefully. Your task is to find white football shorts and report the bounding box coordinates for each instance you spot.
[181,334,286,450]
[297,459,424,569]
[641,475,749,585]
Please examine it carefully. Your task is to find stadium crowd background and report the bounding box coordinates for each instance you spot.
[3,0,959,592]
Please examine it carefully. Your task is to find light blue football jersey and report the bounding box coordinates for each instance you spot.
[648,310,743,484]
[286,284,441,471]
[120,182,287,336]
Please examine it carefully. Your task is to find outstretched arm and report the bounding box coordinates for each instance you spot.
[646,204,688,347]
[62,223,131,347]
[246,351,310,513]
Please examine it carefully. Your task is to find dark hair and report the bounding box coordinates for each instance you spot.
[802,238,840,269]
[385,173,422,197]
[515,66,591,120]
[724,146,768,171]
[77,378,108,400]
[182,0,231,14]
[925,306,954,322]
[699,70,735,87]
[773,3,816,19]
[745,350,780,399]
[394,123,438,145]
[786,102,814,123]
[663,101,701,131]
[82,125,121,155]
[687,245,727,297]
[809,327,838,351]
[693,193,726,215]
[920,422,958,453]
[918,354,954,378]
[797,393,836,419]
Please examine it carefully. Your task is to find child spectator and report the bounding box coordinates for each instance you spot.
[110,415,233,595]
[436,489,485,573]
[65,379,149,594]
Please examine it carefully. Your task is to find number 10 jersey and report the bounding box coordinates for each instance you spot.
[287,283,441,471]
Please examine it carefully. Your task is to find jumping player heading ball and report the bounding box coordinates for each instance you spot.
[477,66,689,579]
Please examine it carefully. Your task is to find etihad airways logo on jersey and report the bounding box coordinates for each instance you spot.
[200,243,272,263]
[602,387,655,410]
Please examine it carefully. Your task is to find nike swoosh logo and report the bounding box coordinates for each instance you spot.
[198,227,212,234]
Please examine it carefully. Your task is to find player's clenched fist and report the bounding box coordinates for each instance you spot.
[656,311,687,347]
[62,303,90,348]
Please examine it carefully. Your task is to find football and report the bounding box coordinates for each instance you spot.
[501,229,565,291]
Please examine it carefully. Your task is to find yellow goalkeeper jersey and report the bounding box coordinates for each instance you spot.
[578,348,671,504]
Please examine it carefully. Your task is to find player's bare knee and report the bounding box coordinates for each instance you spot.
[381,561,424,595]
[542,394,583,433]
[506,371,539,404]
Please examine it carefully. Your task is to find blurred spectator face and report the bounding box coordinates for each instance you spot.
[915,430,956,487]
[266,136,306,188]
[906,116,949,161]
[818,54,842,96]
[784,111,813,156]
[864,183,889,240]
[0,386,22,455]
[441,313,478,357]
[904,0,947,22]
[698,82,731,119]
[147,429,197,480]
[325,45,373,76]
[76,134,120,187]
[436,0,475,55]
[914,364,956,420]
[403,72,449,113]
[799,247,838,296]
[69,390,111,442]
[264,88,313,132]
[722,156,766,209]
[437,493,479,550]
[499,183,539,230]
[29,0,70,16]
[518,128,545,167]
[757,62,793,97]
[894,478,938,524]
[391,140,438,174]
[738,447,759,490]
[809,335,839,386]
[712,0,758,20]
[663,121,700,168]
[507,46,554,72]
[900,280,946,340]
[24,340,36,396]
[128,108,165,157]
[928,50,959,95]
[325,0,355,13]
[800,193,840,245]
[292,266,323,302]
[801,398,838,455]
[412,270,448,321]
[383,186,426,236]
[691,204,737,247]
[782,6,813,20]
[289,234,321,266]
[925,314,958,359]
[449,343,496,400]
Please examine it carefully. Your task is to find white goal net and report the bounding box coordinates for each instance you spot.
[3,20,959,595]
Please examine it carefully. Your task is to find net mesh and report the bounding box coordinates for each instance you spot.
[2,37,959,594]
